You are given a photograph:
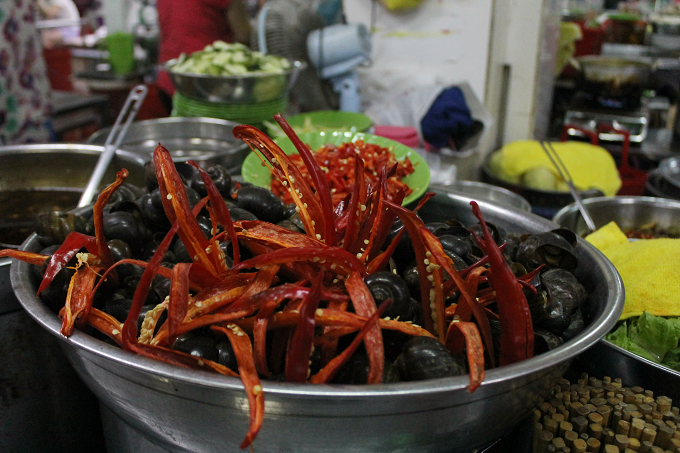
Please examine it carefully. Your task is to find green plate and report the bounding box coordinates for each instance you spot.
[241,131,430,206]
[264,111,373,138]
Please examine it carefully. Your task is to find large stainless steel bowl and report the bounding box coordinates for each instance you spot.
[165,59,306,104]
[10,188,624,453]
[87,117,250,172]
[552,195,680,236]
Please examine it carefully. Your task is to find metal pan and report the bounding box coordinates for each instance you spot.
[87,117,250,173]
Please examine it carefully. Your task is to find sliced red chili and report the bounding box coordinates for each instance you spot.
[211,324,264,450]
[469,201,534,366]
[285,272,324,383]
[344,272,384,384]
[444,321,485,392]
[61,262,103,336]
[37,231,97,295]
[93,168,128,269]
[166,262,192,338]
[188,160,241,265]
[154,144,220,283]
[310,299,391,384]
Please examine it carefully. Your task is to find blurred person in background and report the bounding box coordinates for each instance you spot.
[155,0,252,111]
[37,0,81,48]
[0,0,52,144]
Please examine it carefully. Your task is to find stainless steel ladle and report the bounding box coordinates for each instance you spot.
[540,140,597,234]
[77,84,148,207]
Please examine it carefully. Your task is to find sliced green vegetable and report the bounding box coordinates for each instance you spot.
[169,41,290,77]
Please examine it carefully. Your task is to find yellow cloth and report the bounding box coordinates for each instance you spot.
[585,222,680,320]
[490,140,622,196]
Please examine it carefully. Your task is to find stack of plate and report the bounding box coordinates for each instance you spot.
[645,156,680,200]
[172,92,287,125]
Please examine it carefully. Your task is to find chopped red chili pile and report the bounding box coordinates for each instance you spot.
[270,140,415,206]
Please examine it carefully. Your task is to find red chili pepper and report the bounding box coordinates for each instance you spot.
[444,321,485,392]
[362,164,405,263]
[274,114,336,247]
[229,265,281,312]
[469,201,534,366]
[60,261,103,335]
[211,324,264,450]
[310,299,391,384]
[0,249,49,266]
[93,168,128,270]
[233,124,334,246]
[187,160,241,265]
[382,200,446,340]
[231,245,368,278]
[344,272,384,384]
[166,262,192,339]
[37,231,97,295]
[421,233,495,368]
[154,144,221,285]
[285,272,324,383]
[252,284,317,376]
[121,208,180,349]
[342,155,366,252]
[87,307,123,345]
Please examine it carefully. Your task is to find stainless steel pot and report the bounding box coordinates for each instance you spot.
[0,143,146,248]
[575,55,653,103]
[10,187,624,453]
[0,143,145,452]
[552,195,680,236]
[87,117,250,173]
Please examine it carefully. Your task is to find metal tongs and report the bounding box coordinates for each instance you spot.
[539,140,597,234]
[77,84,148,207]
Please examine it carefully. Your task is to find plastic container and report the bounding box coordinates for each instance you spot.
[373,125,420,148]
[106,32,135,75]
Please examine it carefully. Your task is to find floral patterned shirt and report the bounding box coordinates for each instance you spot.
[0,0,51,144]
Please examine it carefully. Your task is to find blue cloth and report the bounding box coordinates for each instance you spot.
[420,86,474,149]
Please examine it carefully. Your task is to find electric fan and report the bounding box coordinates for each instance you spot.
[252,0,371,112]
